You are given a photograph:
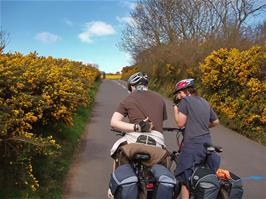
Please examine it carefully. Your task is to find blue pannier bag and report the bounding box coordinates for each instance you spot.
[109,164,138,199]
[190,166,220,199]
[151,164,177,199]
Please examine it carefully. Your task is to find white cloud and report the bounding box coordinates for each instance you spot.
[64,18,73,26]
[87,21,115,36]
[116,16,134,25]
[78,32,93,43]
[34,32,61,44]
[121,1,136,10]
[78,21,115,43]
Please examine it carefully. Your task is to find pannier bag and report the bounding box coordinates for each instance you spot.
[228,172,244,199]
[151,164,177,199]
[109,164,138,199]
[190,166,220,199]
[216,169,243,199]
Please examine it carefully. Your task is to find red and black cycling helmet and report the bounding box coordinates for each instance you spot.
[173,78,194,94]
[127,72,149,92]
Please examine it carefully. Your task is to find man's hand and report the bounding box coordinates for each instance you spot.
[209,119,219,128]
[173,95,182,106]
[134,117,153,132]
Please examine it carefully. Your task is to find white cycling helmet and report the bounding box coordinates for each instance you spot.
[127,72,148,91]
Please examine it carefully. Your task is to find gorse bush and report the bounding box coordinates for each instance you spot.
[200,45,266,144]
[121,65,139,80]
[0,52,100,192]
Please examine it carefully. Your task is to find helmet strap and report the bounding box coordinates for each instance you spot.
[135,85,148,92]
[128,84,132,92]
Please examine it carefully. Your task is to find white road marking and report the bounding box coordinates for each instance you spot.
[113,80,129,92]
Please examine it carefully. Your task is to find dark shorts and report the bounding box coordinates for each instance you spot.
[175,143,206,174]
[174,139,220,187]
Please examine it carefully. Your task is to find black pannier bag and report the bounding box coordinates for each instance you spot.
[190,166,220,199]
[228,172,244,199]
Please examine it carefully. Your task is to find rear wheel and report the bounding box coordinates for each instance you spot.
[218,188,229,199]
[139,181,155,199]
[138,181,147,199]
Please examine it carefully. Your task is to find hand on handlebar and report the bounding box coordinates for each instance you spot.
[173,95,182,106]
[134,117,153,132]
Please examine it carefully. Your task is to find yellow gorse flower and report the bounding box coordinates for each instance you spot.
[0,51,100,191]
[200,45,266,144]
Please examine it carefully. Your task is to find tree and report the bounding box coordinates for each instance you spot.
[119,0,164,56]
[0,29,10,53]
[120,0,266,55]
[255,21,266,44]
[119,0,266,82]
[204,0,266,36]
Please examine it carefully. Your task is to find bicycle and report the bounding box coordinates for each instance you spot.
[110,128,159,199]
[110,128,235,199]
[163,127,230,199]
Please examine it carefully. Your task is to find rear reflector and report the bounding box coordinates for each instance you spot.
[146,183,154,189]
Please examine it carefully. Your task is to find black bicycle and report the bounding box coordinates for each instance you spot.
[110,128,238,199]
[111,128,157,199]
[163,127,230,199]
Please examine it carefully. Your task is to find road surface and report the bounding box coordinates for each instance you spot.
[63,80,266,199]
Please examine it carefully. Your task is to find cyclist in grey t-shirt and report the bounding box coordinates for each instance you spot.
[172,79,220,199]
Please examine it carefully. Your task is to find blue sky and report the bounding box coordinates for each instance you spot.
[1,0,136,73]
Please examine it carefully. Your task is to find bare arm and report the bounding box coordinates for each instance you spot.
[173,105,187,128]
[110,112,135,132]
[110,112,153,132]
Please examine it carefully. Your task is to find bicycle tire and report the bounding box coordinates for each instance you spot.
[218,187,230,199]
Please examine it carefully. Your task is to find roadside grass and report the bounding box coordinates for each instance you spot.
[0,80,101,199]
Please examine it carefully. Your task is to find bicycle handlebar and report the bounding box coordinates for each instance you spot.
[110,128,126,136]
[111,127,223,153]
[111,127,184,134]
[163,127,185,132]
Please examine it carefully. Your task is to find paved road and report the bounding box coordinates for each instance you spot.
[63,80,266,199]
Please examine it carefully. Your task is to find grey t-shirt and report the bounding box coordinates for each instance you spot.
[116,90,167,133]
[178,96,218,143]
